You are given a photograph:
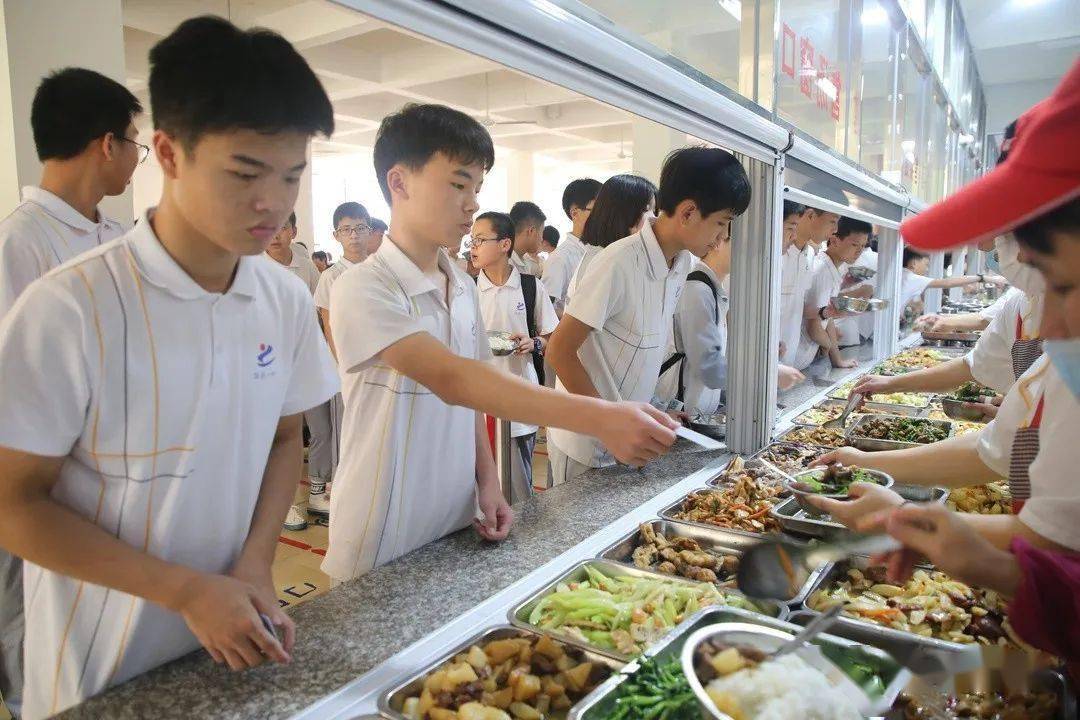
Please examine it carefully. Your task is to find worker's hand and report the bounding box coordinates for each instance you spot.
[852,374,894,397]
[804,482,905,529]
[962,394,1003,421]
[174,573,291,671]
[777,364,805,391]
[475,480,513,541]
[599,402,678,468]
[509,333,534,356]
[810,446,868,469]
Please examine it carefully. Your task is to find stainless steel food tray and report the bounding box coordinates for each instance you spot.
[846,414,954,452]
[508,559,785,663]
[658,490,786,543]
[378,625,625,720]
[568,605,911,720]
[750,440,832,475]
[793,557,990,675]
[826,389,931,415]
[775,424,850,448]
[770,485,949,539]
[705,454,786,489]
[790,399,848,427]
[598,520,818,608]
[921,330,981,342]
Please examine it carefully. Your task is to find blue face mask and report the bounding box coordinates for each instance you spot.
[986,251,1001,274]
[1044,339,1080,400]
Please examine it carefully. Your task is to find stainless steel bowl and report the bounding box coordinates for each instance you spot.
[866,298,888,311]
[940,397,988,422]
[487,330,516,356]
[784,467,895,517]
[847,266,876,281]
[833,295,870,313]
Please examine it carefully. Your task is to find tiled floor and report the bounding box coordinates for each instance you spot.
[271,431,551,611]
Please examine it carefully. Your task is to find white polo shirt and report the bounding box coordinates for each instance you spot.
[900,268,934,310]
[0,213,338,718]
[266,249,320,295]
[291,240,311,258]
[548,219,693,468]
[779,243,815,366]
[964,290,1041,394]
[510,251,543,278]
[976,356,1080,550]
[0,186,126,317]
[791,251,846,370]
[313,256,355,311]
[322,238,491,581]
[980,286,1022,321]
[477,267,558,437]
[541,232,587,310]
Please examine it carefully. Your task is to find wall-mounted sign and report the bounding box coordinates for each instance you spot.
[782,23,842,123]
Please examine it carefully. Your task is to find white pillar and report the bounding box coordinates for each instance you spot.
[631,117,686,184]
[293,162,315,250]
[0,0,132,221]
[504,150,534,205]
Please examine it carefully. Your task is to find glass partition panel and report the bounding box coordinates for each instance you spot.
[888,31,926,191]
[923,90,948,201]
[854,0,897,174]
[925,0,948,71]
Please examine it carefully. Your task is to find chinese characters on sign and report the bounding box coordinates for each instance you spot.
[782,23,842,122]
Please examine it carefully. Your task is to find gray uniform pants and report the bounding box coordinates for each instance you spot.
[304,399,333,482]
[547,445,593,487]
[510,433,537,502]
[0,550,22,710]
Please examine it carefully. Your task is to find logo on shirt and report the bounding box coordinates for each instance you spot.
[516,301,526,314]
[257,343,275,367]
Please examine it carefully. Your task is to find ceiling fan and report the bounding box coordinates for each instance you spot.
[480,72,539,128]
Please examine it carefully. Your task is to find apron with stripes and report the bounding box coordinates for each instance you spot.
[1012,312,1043,380]
[1007,393,1044,512]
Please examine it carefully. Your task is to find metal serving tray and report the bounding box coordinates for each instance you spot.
[771,485,948,539]
[827,389,931,415]
[790,399,848,427]
[793,558,988,675]
[775,424,850,448]
[705,454,785,489]
[659,490,786,543]
[378,625,624,720]
[568,606,911,720]
[508,559,785,663]
[598,520,818,608]
[846,414,955,452]
[921,330,981,343]
[750,440,832,475]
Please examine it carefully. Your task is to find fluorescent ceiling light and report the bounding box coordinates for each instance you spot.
[861,7,890,24]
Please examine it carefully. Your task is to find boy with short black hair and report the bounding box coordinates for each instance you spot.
[265,212,320,294]
[471,211,558,497]
[323,103,678,581]
[312,250,331,273]
[0,17,338,717]
[541,225,560,254]
[509,200,545,276]
[546,147,751,482]
[543,178,601,312]
[370,217,388,248]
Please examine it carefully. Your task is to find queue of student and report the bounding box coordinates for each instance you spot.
[0,12,1075,718]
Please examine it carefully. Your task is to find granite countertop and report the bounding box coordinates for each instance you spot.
[59,442,730,720]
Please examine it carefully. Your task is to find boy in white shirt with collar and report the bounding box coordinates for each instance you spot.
[471,211,558,498]
[323,104,678,582]
[265,212,320,294]
[542,178,600,314]
[0,65,144,710]
[0,67,144,317]
[509,201,546,277]
[545,147,751,483]
[0,17,339,718]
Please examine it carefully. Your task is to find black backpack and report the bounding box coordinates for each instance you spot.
[659,270,719,403]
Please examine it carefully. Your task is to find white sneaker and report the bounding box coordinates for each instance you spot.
[308,482,331,516]
[283,504,308,531]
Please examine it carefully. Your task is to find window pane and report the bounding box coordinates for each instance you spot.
[888,32,925,192]
[853,0,896,173]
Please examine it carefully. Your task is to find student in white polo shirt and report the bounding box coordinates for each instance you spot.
[542,178,601,314]
[471,211,558,497]
[0,65,144,710]
[310,201,377,516]
[508,201,546,277]
[545,147,751,483]
[265,211,320,293]
[0,68,143,317]
[779,205,838,366]
[323,104,679,581]
[0,18,338,718]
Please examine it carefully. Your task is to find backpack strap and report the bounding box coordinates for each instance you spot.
[686,270,719,322]
[658,271,720,403]
[520,273,545,385]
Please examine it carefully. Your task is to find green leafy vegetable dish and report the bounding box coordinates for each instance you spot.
[797,464,883,496]
[947,381,994,402]
[603,655,699,720]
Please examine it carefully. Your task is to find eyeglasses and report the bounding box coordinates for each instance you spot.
[468,235,504,247]
[335,224,372,237]
[116,136,150,164]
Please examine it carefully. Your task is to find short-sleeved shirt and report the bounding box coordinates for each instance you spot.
[0,212,338,718]
[477,267,558,437]
[322,238,491,581]
[266,249,320,295]
[671,260,728,415]
[510,252,543,278]
[779,244,815,366]
[977,356,1080,550]
[548,219,693,468]
[965,290,1041,394]
[791,252,845,369]
[313,256,356,310]
[981,287,1022,321]
[0,186,126,317]
[900,268,934,309]
[541,233,586,310]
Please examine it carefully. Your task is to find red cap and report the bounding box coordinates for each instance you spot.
[901,59,1080,251]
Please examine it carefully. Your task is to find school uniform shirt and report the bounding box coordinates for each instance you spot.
[476,267,558,437]
[980,286,1022,321]
[0,213,338,719]
[548,218,693,468]
[510,252,543,278]
[313,256,356,311]
[541,232,587,309]
[791,252,846,370]
[291,240,311,258]
[0,186,126,317]
[564,245,601,307]
[266,250,320,295]
[669,261,729,415]
[322,238,491,580]
[964,290,1041,394]
[976,356,1080,551]
[900,269,934,310]
[779,244,815,366]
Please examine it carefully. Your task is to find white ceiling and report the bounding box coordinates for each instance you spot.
[120,0,638,165]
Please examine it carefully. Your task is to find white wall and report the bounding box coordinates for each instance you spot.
[0,0,131,220]
[984,79,1057,137]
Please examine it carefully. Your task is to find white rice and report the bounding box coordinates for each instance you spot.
[705,653,861,720]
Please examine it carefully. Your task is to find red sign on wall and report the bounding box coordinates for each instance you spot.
[799,37,815,98]
[787,26,843,125]
[781,23,797,78]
